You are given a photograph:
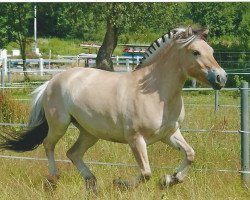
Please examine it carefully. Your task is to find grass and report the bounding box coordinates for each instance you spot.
[0,82,250,199]
[6,37,125,59]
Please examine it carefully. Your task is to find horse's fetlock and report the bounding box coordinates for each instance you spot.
[142,172,151,181]
[187,148,195,163]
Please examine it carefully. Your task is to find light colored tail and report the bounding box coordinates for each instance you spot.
[28,81,49,127]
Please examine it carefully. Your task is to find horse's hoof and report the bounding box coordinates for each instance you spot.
[159,174,181,189]
[85,177,97,195]
[43,175,59,192]
[159,174,172,189]
[113,178,130,190]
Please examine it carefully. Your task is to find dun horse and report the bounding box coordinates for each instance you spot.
[0,27,227,192]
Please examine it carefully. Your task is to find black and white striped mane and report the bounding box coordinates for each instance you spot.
[134,27,208,70]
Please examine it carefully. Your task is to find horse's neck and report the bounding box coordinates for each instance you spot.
[135,54,186,101]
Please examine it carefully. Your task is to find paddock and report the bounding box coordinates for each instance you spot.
[0,67,249,199]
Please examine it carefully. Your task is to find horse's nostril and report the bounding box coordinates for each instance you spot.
[216,75,220,83]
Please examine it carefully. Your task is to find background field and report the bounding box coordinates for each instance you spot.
[0,82,250,200]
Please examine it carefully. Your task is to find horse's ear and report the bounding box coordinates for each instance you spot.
[185,26,193,37]
[202,28,209,40]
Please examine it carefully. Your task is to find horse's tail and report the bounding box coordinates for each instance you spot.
[0,81,50,152]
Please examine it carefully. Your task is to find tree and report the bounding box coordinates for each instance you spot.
[238,3,250,49]
[0,3,34,80]
[188,2,247,37]
[94,3,120,71]
[93,2,188,71]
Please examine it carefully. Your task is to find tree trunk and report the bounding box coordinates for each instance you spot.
[20,39,29,81]
[96,19,119,71]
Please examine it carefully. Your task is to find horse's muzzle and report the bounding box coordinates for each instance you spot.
[207,68,227,90]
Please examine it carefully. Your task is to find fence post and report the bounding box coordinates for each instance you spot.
[126,58,130,72]
[116,56,119,67]
[39,58,44,76]
[76,55,79,67]
[3,58,7,76]
[240,82,250,187]
[192,79,197,88]
[214,90,219,112]
[1,68,4,92]
[136,56,140,66]
[7,60,11,84]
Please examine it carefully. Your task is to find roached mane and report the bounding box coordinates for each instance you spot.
[134,26,208,70]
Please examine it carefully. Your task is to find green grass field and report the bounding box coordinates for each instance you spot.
[0,83,250,199]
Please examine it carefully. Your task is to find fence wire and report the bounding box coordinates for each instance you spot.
[0,154,249,174]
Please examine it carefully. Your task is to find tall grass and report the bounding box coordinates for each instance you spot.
[0,90,250,199]
[0,92,29,125]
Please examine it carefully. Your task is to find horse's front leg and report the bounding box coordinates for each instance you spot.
[113,134,151,189]
[160,128,195,188]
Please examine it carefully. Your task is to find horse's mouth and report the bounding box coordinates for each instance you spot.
[207,69,227,90]
[209,81,223,90]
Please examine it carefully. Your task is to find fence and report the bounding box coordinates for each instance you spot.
[214,51,250,70]
[0,60,250,186]
[0,57,143,88]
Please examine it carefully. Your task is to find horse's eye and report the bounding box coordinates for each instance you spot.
[192,50,200,56]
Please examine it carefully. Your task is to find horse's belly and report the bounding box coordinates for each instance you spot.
[88,123,126,143]
[73,111,127,143]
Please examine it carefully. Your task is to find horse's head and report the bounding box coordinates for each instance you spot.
[175,27,227,90]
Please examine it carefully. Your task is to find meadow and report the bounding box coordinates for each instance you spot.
[0,80,250,200]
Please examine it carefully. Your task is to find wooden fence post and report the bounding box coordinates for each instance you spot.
[1,67,4,93]
[3,58,7,76]
[126,58,130,72]
[116,56,119,66]
[39,58,44,76]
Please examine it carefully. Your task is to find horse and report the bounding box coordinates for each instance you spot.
[0,26,227,193]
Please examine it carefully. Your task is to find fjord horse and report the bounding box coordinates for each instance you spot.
[0,27,227,192]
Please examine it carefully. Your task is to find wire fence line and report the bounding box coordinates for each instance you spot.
[0,154,249,174]
[0,122,241,134]
[0,84,244,90]
[0,86,248,133]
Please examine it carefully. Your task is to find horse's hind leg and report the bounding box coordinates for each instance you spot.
[43,127,69,191]
[66,128,98,193]
[160,128,195,188]
[43,112,71,191]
